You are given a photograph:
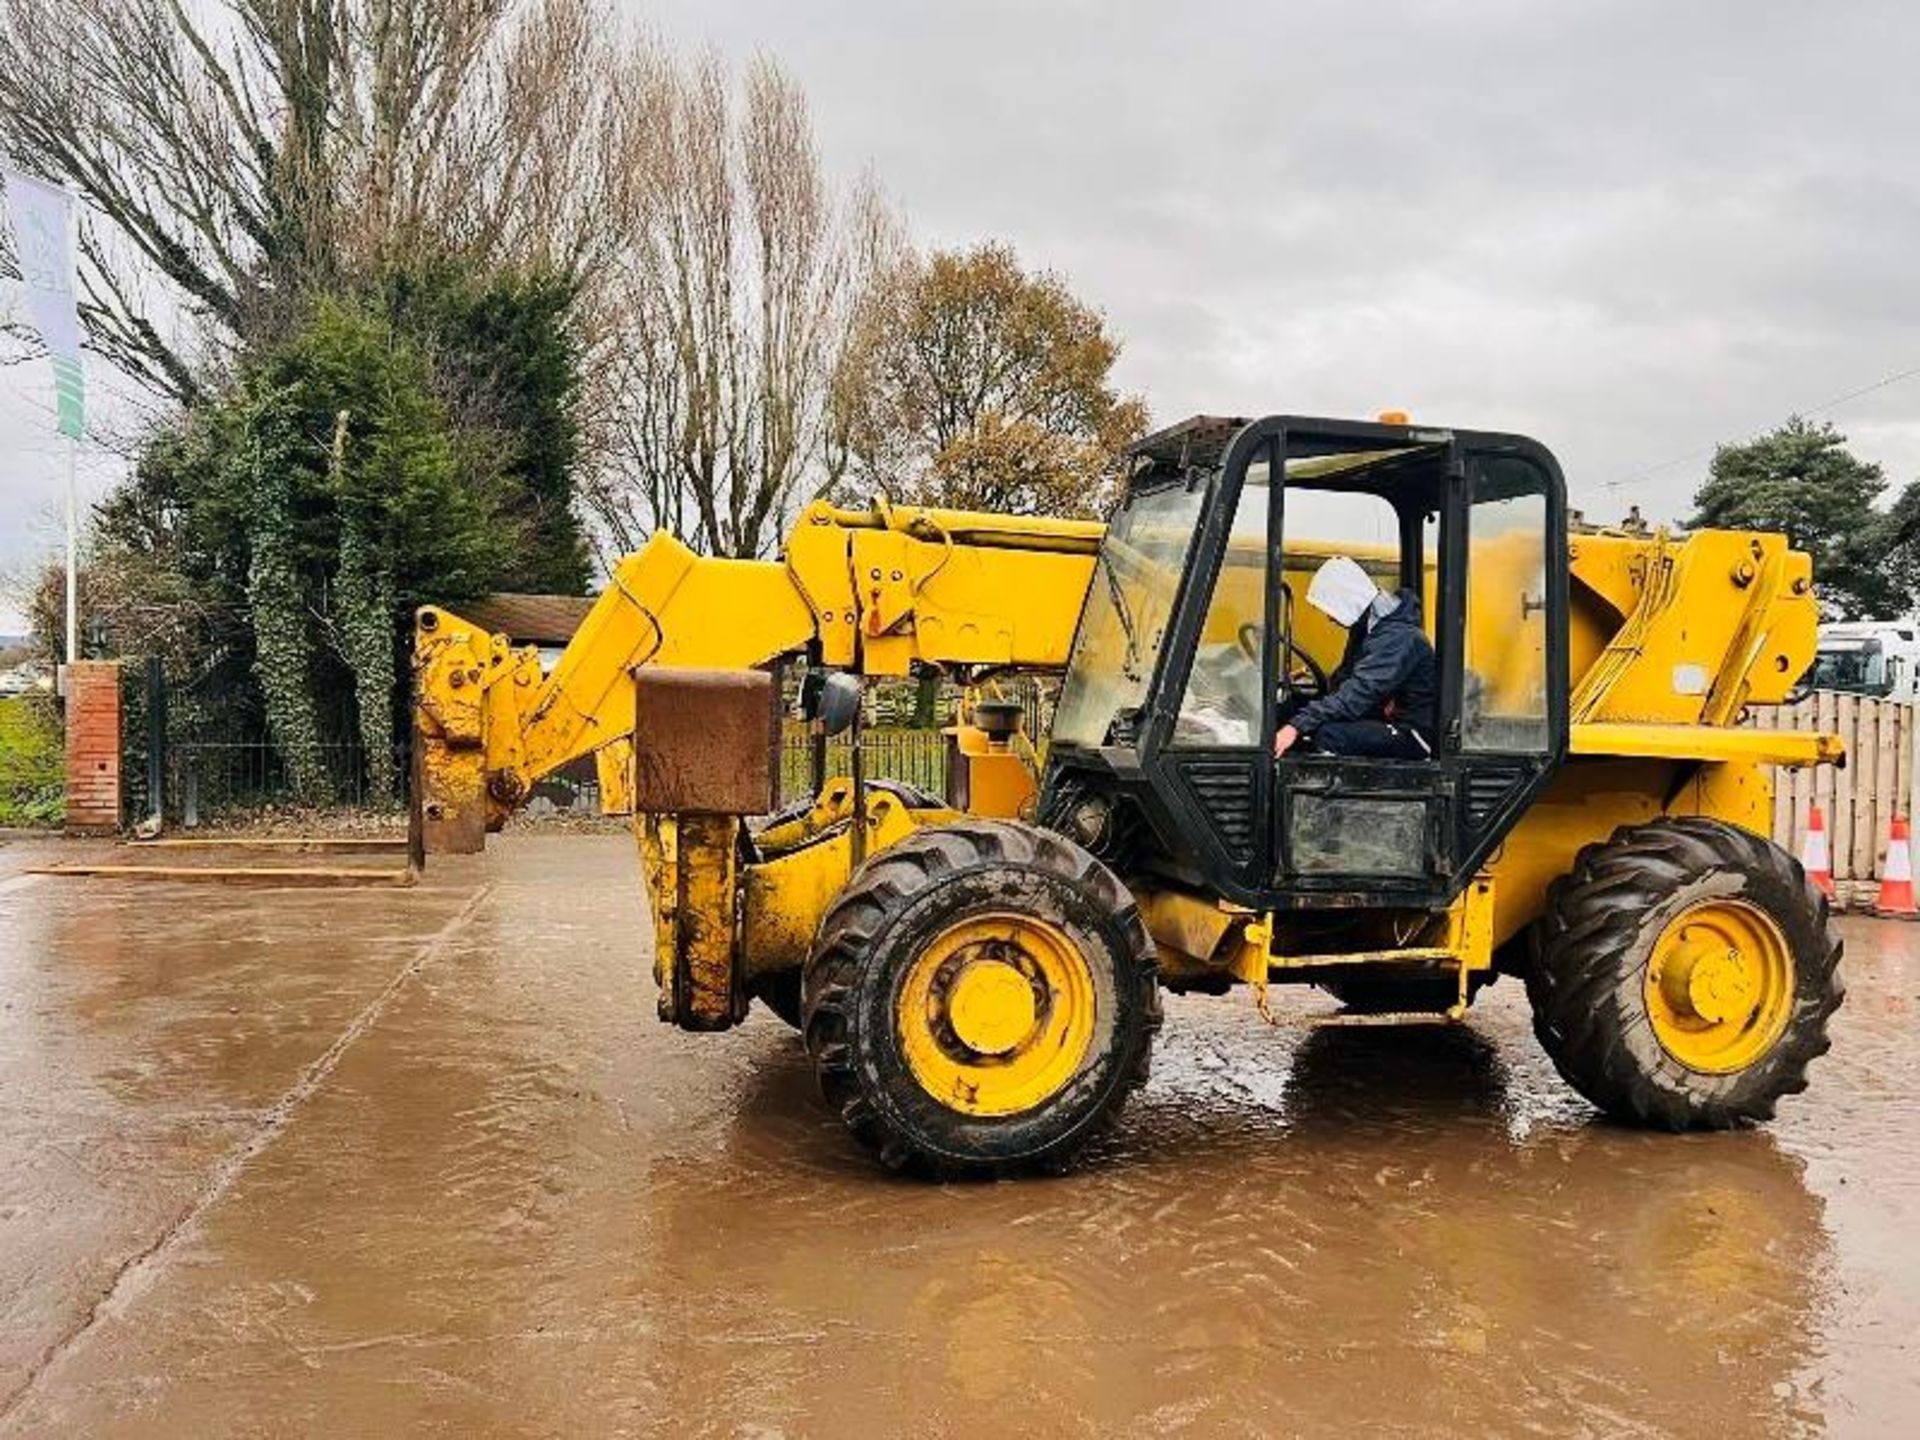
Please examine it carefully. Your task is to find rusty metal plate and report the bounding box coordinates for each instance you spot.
[415,739,489,856]
[632,667,777,815]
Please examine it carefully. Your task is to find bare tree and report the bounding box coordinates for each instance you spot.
[583,51,902,560]
[0,0,623,401]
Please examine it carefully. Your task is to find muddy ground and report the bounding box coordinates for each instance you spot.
[0,833,1914,1437]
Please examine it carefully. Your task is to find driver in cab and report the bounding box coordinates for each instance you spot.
[1274,555,1437,761]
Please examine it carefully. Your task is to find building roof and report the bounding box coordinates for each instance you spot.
[459,593,596,647]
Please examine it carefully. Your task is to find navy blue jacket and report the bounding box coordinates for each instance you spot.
[1291,589,1438,742]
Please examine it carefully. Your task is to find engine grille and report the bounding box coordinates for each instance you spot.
[1463,769,1519,829]
[1179,761,1256,853]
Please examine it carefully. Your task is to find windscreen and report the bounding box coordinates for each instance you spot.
[1052,476,1208,748]
[1809,640,1888,694]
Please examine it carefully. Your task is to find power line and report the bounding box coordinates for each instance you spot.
[1803,361,1920,415]
[1603,360,1920,492]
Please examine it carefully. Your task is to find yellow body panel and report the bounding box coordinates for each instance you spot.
[1137,887,1245,980]
[1570,721,1842,767]
[1567,528,1817,721]
[741,785,953,979]
[1142,873,1498,1019]
[946,725,1039,818]
[639,812,744,1030]
[1483,757,1783,948]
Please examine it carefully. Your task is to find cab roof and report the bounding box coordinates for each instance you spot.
[1128,413,1457,497]
[1129,415,1248,469]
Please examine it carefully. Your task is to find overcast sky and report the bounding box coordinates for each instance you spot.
[6,0,1920,631]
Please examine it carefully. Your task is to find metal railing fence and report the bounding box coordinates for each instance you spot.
[116,660,1045,826]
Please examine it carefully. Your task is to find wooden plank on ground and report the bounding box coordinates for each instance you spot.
[128,837,408,853]
[26,863,417,888]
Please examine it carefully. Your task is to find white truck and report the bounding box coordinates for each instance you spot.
[1808,620,1920,703]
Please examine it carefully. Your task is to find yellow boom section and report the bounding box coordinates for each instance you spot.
[413,498,1101,850]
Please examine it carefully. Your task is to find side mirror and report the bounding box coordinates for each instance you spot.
[799,670,862,737]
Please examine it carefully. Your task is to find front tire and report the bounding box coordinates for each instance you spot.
[802,820,1160,1176]
[1528,817,1842,1129]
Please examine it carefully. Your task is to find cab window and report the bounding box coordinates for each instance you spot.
[1278,484,1410,687]
[1462,461,1551,752]
[1172,457,1270,747]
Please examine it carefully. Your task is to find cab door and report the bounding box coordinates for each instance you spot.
[1436,446,1570,879]
[1263,426,1567,907]
[1155,431,1279,895]
[1268,426,1454,904]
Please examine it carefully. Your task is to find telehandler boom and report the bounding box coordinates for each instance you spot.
[415,413,1844,1174]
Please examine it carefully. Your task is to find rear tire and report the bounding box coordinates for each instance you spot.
[1528,817,1842,1128]
[803,820,1160,1176]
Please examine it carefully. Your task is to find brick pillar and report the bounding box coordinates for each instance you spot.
[64,660,123,835]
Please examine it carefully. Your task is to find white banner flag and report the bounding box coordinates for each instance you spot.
[3,168,85,438]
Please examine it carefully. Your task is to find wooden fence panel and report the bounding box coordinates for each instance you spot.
[1835,694,1856,875]
[1879,702,1894,873]
[1791,696,1814,858]
[1742,693,1918,901]
[1765,708,1793,845]
[1815,691,1839,871]
[1852,698,1876,878]
[1901,704,1916,838]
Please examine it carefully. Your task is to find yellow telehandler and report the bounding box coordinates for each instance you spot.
[413,413,1844,1174]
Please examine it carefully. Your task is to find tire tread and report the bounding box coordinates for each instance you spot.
[1526,817,1843,1129]
[803,818,1161,1176]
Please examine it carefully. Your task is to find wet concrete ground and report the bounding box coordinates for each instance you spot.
[1,833,1915,1437]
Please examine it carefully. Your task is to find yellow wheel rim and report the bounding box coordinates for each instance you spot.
[897,912,1098,1118]
[1644,898,1795,1074]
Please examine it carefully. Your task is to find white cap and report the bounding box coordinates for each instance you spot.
[1305,555,1379,628]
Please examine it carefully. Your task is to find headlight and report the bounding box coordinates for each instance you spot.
[1067,794,1112,849]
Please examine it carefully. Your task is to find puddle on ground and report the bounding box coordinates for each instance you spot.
[1,835,1915,1436]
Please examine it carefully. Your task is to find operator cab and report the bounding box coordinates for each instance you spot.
[1041,414,1570,910]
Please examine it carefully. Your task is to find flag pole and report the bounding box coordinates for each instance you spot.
[65,432,77,666]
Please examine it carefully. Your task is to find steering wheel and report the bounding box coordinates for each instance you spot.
[1237,622,1330,700]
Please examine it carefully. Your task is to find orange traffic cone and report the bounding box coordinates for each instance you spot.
[1802,805,1835,899]
[1875,815,1918,919]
